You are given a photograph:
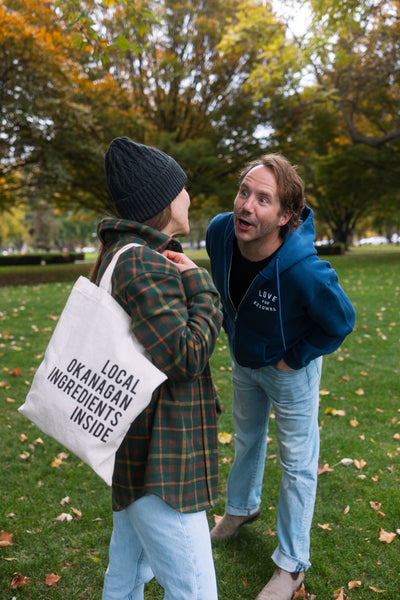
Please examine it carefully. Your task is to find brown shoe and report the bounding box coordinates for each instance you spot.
[255,567,304,600]
[210,509,261,541]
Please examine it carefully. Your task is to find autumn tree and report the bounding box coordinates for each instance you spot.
[2,0,297,232]
[0,0,145,216]
[263,0,400,244]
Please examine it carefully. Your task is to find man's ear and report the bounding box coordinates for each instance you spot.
[279,211,292,227]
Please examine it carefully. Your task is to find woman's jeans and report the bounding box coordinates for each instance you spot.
[227,357,322,572]
[102,494,218,600]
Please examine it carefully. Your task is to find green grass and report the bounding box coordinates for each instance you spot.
[0,250,399,599]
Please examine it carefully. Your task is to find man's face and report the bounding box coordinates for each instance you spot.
[233,165,291,249]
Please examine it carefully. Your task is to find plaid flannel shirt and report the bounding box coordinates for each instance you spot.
[96,218,223,513]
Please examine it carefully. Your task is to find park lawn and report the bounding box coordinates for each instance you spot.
[0,249,399,599]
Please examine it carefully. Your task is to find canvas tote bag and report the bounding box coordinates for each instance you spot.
[19,243,167,485]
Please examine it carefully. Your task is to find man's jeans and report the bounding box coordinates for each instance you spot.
[226,357,322,572]
[102,494,218,600]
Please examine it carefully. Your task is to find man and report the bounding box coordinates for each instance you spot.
[206,153,356,600]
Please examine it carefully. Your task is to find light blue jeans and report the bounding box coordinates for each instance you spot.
[226,357,322,572]
[102,494,218,600]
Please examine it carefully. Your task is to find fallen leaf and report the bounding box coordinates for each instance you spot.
[10,573,29,589]
[55,513,73,522]
[45,573,61,588]
[0,530,13,547]
[71,507,82,519]
[318,463,333,475]
[213,514,223,525]
[293,583,307,598]
[325,407,346,416]
[9,367,22,376]
[333,588,349,600]
[57,452,69,460]
[379,528,396,543]
[218,432,233,444]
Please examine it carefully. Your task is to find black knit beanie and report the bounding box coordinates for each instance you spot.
[104,137,188,222]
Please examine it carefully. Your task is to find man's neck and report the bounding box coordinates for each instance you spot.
[237,235,283,262]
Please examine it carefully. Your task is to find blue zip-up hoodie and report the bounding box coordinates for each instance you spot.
[206,206,356,370]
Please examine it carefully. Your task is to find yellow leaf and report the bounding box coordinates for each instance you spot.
[218,432,233,444]
[324,407,346,416]
[333,588,348,600]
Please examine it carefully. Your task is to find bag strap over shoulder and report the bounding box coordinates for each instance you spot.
[99,243,141,294]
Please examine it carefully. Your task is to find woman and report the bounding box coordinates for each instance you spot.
[93,137,222,600]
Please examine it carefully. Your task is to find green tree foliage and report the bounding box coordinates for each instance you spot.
[271,0,400,244]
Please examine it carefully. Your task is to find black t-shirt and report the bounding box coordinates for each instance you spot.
[229,239,279,309]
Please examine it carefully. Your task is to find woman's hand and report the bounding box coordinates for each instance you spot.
[162,250,198,273]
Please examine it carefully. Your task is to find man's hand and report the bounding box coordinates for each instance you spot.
[162,250,198,273]
[275,358,294,371]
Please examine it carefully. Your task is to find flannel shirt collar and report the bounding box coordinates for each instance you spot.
[98,217,183,254]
